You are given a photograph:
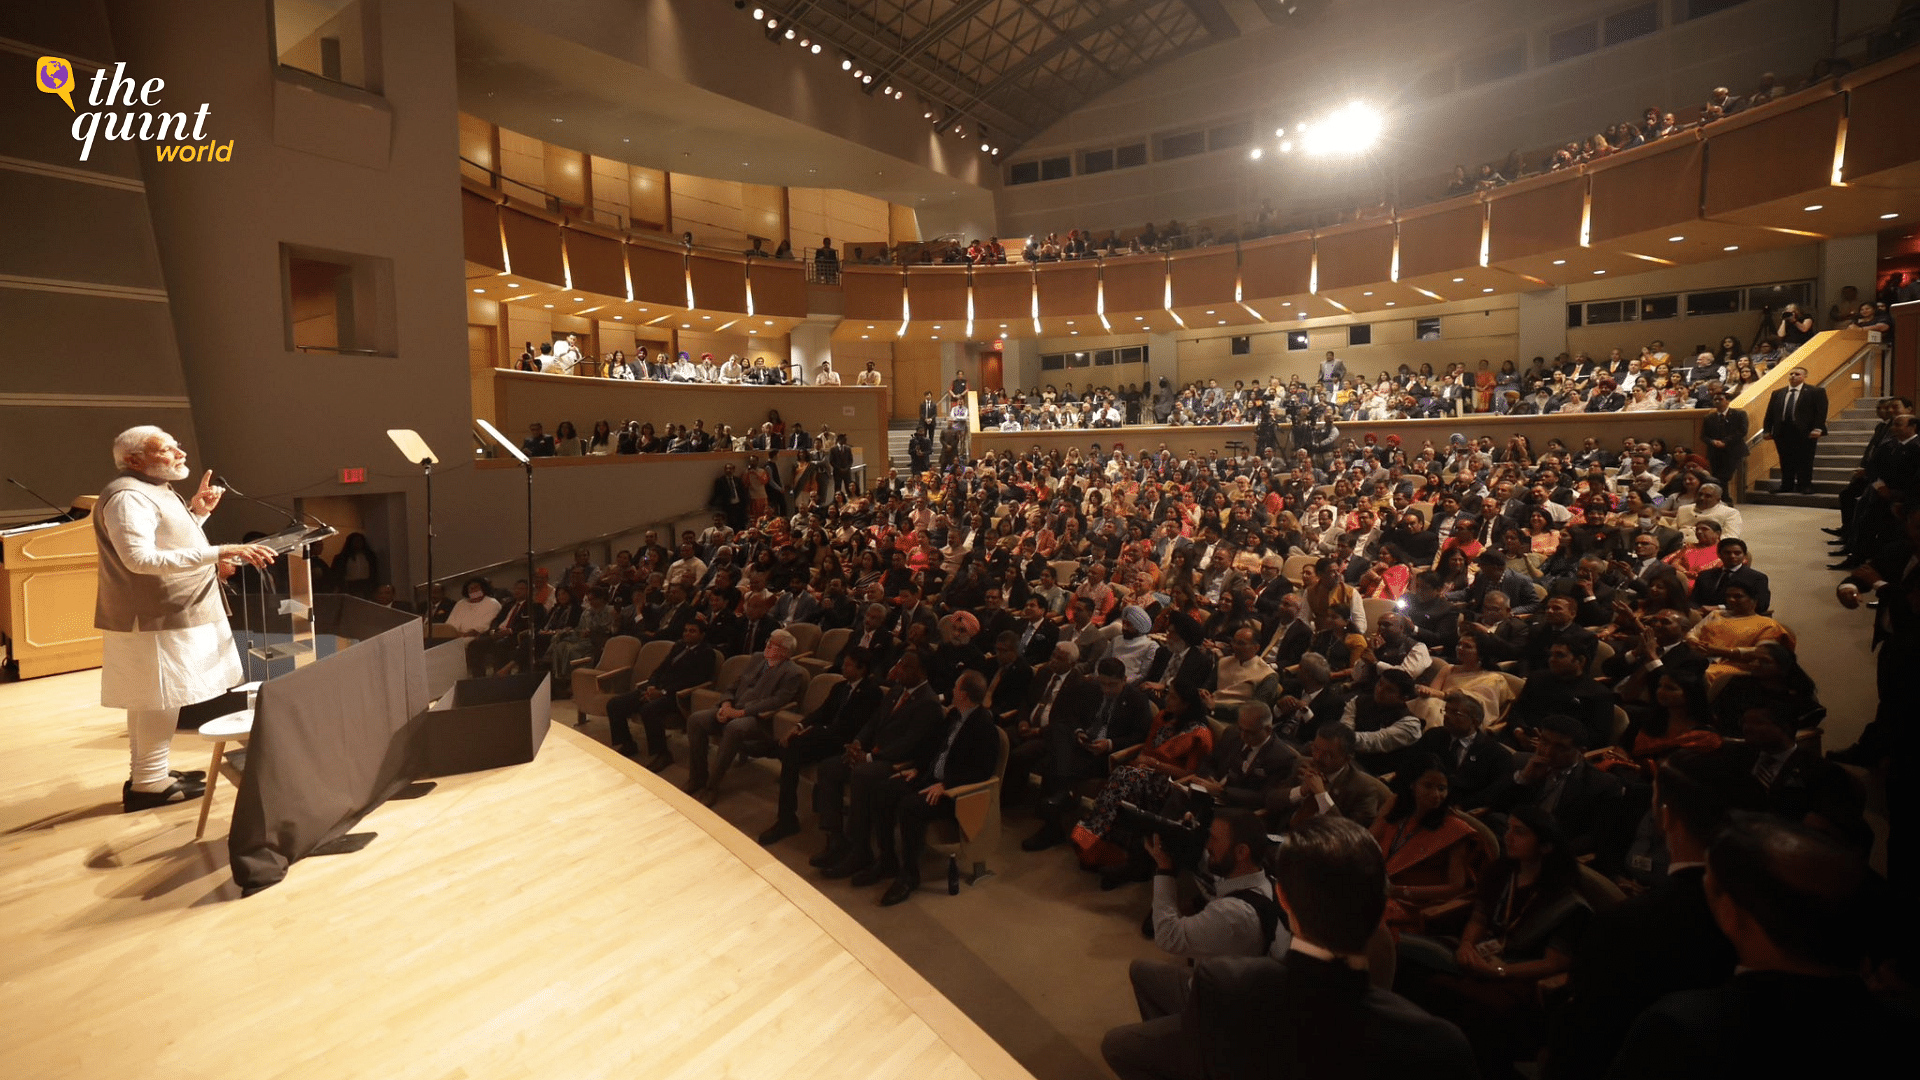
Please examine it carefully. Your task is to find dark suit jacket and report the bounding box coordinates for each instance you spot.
[1483,757,1624,858]
[1761,382,1829,437]
[919,705,1001,786]
[1699,408,1749,464]
[1510,673,1617,746]
[1012,617,1060,665]
[1688,564,1771,612]
[1410,728,1513,810]
[1264,618,1313,670]
[1546,866,1735,1080]
[839,625,895,664]
[1723,744,1865,821]
[1605,971,1894,1079]
[859,683,944,763]
[801,676,885,744]
[1197,729,1297,808]
[981,659,1033,718]
[1067,686,1154,751]
[648,643,717,695]
[1188,953,1477,1080]
[1144,643,1218,690]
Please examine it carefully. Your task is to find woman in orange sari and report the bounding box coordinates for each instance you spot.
[1071,679,1215,870]
[1374,753,1479,931]
[1593,668,1722,779]
[1473,359,1496,413]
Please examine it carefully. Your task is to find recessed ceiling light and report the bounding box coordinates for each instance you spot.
[933,324,943,329]
[543,303,554,308]
[1551,260,1565,266]
[1880,212,1899,219]
[639,307,647,312]
[1280,302,1290,307]
[1205,310,1215,315]
[932,334,940,339]
[1134,316,1144,321]
[613,315,623,320]
[1804,204,1823,211]
[573,297,584,301]
[507,283,520,288]
[749,329,756,334]
[764,320,773,326]
[1249,148,1263,160]
[1724,245,1739,251]
[1362,291,1373,297]
[1593,270,1606,275]
[1668,235,1685,242]
[681,323,690,328]
[1482,287,1494,293]
[472,288,484,293]
[1065,320,1073,325]
[1000,323,1008,328]
[861,334,869,339]
[1452,277,1464,283]
[1385,301,1395,306]
[1069,331,1077,335]
[702,315,711,320]
[1217,320,1226,324]
[866,324,875,329]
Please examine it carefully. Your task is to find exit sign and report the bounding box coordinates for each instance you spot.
[339,467,368,484]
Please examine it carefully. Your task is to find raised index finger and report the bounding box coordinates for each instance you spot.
[198,470,213,492]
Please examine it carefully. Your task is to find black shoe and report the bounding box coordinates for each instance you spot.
[122,779,204,813]
[1822,527,1845,536]
[880,876,918,907]
[612,744,639,759]
[757,817,802,846]
[850,859,900,887]
[810,834,851,868]
[646,752,672,773]
[1022,821,1068,852]
[169,769,206,783]
[819,852,872,881]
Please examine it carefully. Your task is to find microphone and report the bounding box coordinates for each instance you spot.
[214,474,305,529]
[6,477,75,522]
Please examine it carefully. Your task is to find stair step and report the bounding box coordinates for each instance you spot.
[1826,419,1879,433]
[1743,490,1841,509]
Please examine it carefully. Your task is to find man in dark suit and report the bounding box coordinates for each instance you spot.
[1688,537,1770,611]
[827,434,856,500]
[1521,594,1598,674]
[1510,637,1616,748]
[709,463,748,530]
[1011,597,1059,666]
[1760,365,1828,494]
[862,670,1002,905]
[1409,691,1513,810]
[1004,641,1086,806]
[1699,392,1749,488]
[1175,701,1296,812]
[1545,752,1737,1080]
[1022,658,1154,850]
[605,618,716,770]
[1261,592,1313,671]
[839,601,894,664]
[757,647,884,848]
[1140,612,1217,697]
[1176,818,1477,1080]
[1725,701,1864,824]
[819,649,944,877]
[1482,714,1625,863]
[980,631,1034,724]
[1605,815,1892,1078]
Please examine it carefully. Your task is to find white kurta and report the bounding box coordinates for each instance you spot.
[96,490,242,710]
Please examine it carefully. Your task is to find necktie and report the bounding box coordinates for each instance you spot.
[1092,697,1115,743]
[1454,737,1470,768]
[1786,387,1799,422]
[933,709,966,778]
[1753,752,1784,789]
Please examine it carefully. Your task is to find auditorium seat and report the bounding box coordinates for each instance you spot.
[570,635,642,728]
[773,672,843,743]
[689,653,759,716]
[926,727,1010,888]
[799,627,852,676]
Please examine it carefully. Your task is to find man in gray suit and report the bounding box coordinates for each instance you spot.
[685,628,806,802]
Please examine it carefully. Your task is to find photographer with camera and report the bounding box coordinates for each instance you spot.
[1101,809,1283,1080]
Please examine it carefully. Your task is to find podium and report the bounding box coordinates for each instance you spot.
[0,496,100,678]
[224,593,428,893]
[229,522,336,670]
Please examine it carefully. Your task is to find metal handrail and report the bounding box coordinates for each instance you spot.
[414,503,709,602]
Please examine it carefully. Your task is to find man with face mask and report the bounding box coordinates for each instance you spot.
[95,426,276,811]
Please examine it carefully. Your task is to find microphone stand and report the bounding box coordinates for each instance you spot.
[5,477,76,522]
[385,430,441,637]
[475,419,537,674]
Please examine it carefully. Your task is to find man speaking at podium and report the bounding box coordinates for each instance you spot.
[95,427,276,812]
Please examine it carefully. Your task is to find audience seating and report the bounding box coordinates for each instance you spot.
[926,727,1011,888]
[688,653,759,716]
[569,635,642,727]
[773,672,843,743]
[798,628,851,676]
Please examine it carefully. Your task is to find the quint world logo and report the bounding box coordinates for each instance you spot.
[38,57,231,163]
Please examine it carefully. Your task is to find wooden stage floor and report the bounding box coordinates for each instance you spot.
[0,670,1034,1080]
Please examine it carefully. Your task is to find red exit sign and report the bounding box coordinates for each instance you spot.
[339,467,368,484]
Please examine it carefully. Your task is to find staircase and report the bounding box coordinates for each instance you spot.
[886,419,918,472]
[1742,399,1876,509]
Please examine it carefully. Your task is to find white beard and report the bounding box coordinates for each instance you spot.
[143,461,190,482]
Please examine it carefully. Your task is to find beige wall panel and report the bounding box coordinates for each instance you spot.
[1487,175,1585,263]
[629,242,687,306]
[458,113,495,183]
[750,260,809,319]
[973,266,1037,320]
[689,254,749,314]
[844,268,907,321]
[1843,62,1920,180]
[1239,236,1313,301]
[906,269,970,321]
[497,126,546,194]
[500,207,565,287]
[629,166,669,229]
[590,156,631,224]
[1702,96,1844,217]
[565,230,627,298]
[1169,248,1239,309]
[463,188,506,270]
[1397,203,1484,281]
[543,145,587,208]
[1588,139,1703,244]
[1314,222,1396,292]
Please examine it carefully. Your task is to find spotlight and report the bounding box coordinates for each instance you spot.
[766,18,777,28]
[784,28,795,39]
[853,68,863,78]
[953,124,963,134]
[1279,140,1292,152]
[1275,126,1286,137]
[924,109,934,119]
[981,142,990,152]
[862,74,872,83]
[1249,147,1263,160]
[752,6,764,18]
[1302,102,1382,155]
[883,85,892,95]
[811,43,821,53]
[842,58,852,70]
[799,37,809,47]
[894,91,904,99]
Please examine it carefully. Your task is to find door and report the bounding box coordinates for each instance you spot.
[979,350,1003,392]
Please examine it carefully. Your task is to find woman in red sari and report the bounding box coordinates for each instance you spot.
[1594,667,1721,779]
[1070,679,1215,870]
[1374,753,1480,931]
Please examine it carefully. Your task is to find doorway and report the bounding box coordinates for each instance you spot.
[979,350,1003,392]
[296,491,410,602]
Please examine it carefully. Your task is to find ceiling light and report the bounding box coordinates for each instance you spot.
[1275,127,1286,138]
[766,17,777,28]
[1000,323,1008,328]
[867,324,875,329]
[783,28,795,39]
[573,296,584,301]
[1217,320,1226,325]
[1279,141,1292,152]
[954,124,964,134]
[543,303,554,308]
[749,330,757,335]
[1385,301,1395,306]
[613,315,623,320]
[1551,260,1565,266]
[1803,204,1823,211]
[1249,147,1263,160]
[1297,123,1307,132]
[861,334,869,339]
[894,91,904,99]
[752,7,765,19]
[862,74,872,84]
[765,320,773,325]
[1362,291,1373,296]
[1280,302,1290,307]
[551,117,563,123]
[1593,270,1606,275]
[1723,245,1739,251]
[1134,316,1144,320]
[982,142,991,152]
[702,315,711,320]
[1668,235,1685,242]
[883,85,892,95]
[681,322,690,328]
[1452,277,1464,283]
[1481,287,1493,293]
[1069,331,1077,335]
[472,287,484,293]
[853,68,863,78]
[507,283,520,288]
[933,324,943,329]
[812,43,821,53]
[1303,102,1383,156]
[842,59,852,70]
[932,334,940,339]
[1880,212,1899,219]
[799,37,809,47]
[923,109,934,119]
[1204,310,1214,315]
